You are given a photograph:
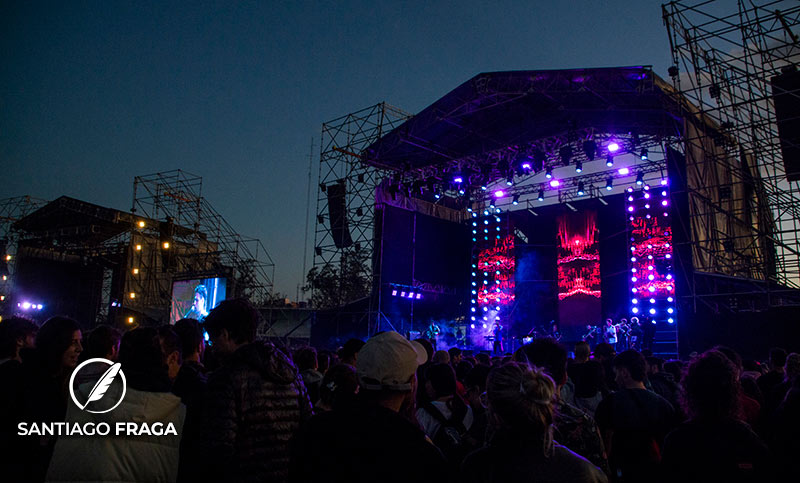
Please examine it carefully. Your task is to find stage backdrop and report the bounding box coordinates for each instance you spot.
[557,211,602,339]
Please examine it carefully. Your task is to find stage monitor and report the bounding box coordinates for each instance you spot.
[170,277,226,324]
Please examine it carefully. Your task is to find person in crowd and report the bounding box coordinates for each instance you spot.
[202,298,312,482]
[758,347,787,398]
[455,359,474,383]
[17,316,82,482]
[766,352,800,417]
[645,356,683,420]
[317,349,335,375]
[475,352,491,366]
[662,359,684,384]
[662,350,772,481]
[603,319,618,351]
[569,340,606,416]
[769,353,800,477]
[338,338,364,367]
[295,346,323,405]
[593,343,617,392]
[416,363,474,466]
[46,326,185,482]
[172,318,208,483]
[715,346,761,428]
[289,331,447,482]
[0,316,38,480]
[463,363,491,449]
[73,324,122,386]
[448,346,463,365]
[461,362,607,483]
[595,350,676,482]
[314,363,358,412]
[515,338,609,474]
[432,349,450,365]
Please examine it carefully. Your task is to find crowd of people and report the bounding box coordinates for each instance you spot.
[0,299,799,482]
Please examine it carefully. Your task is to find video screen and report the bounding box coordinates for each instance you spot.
[170,277,226,324]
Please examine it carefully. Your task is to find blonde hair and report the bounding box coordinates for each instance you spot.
[487,362,556,444]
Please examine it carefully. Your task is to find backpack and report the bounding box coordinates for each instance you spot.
[422,401,469,465]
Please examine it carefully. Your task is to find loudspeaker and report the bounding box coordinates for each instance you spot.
[326,182,353,249]
[771,69,800,181]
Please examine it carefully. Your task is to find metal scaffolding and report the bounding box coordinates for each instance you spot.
[663,0,800,302]
[0,196,49,311]
[312,103,412,308]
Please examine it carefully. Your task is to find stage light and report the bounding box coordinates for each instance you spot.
[643,185,650,190]
[489,199,496,209]
[618,167,630,175]
[512,195,520,205]
[649,308,656,315]
[577,182,585,196]
[549,179,560,188]
[627,187,634,192]
[408,292,415,298]
[645,203,650,209]
[21,302,31,310]
[401,291,407,297]
[668,297,674,302]
[506,175,513,186]
[480,184,487,191]
[662,200,669,206]
[162,241,170,249]
[606,155,614,167]
[631,257,637,262]
[129,292,136,299]
[668,318,674,324]
[482,323,487,329]
[538,189,544,201]
[494,189,505,198]
[631,276,637,282]
[137,221,146,228]
[668,307,674,314]
[636,172,644,185]
[458,188,465,195]
[0,295,4,301]
[628,206,634,212]
[2,275,6,281]
[582,140,597,160]
[632,268,637,273]
[135,244,142,251]
[470,324,476,329]
[666,254,672,259]
[648,265,654,270]
[648,274,655,281]
[453,174,464,184]
[650,298,656,303]
[632,307,639,314]
[575,161,583,173]
[127,317,134,324]
[545,167,553,179]
[661,178,668,185]
[644,193,650,199]
[608,142,620,153]
[132,268,139,275]
[662,191,667,196]
[640,148,648,160]
[605,178,613,191]
[648,286,656,292]
[392,290,398,296]
[521,162,532,170]
[632,298,638,304]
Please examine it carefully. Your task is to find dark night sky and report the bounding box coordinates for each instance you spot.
[2,1,676,298]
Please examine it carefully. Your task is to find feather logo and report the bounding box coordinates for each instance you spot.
[69,358,128,414]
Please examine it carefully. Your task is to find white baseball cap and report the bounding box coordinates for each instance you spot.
[357,331,428,391]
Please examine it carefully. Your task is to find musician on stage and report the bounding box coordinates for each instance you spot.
[629,317,643,350]
[616,318,629,351]
[424,321,441,350]
[550,321,562,341]
[603,318,618,351]
[492,321,504,355]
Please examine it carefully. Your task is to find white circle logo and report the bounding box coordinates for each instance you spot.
[69,358,127,414]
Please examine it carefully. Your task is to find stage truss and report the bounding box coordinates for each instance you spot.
[313,103,412,309]
[663,0,800,310]
[0,196,49,312]
[130,170,275,315]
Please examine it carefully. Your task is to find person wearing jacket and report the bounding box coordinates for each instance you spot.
[202,298,313,483]
[46,326,185,483]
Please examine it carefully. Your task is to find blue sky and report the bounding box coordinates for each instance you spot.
[2,1,675,297]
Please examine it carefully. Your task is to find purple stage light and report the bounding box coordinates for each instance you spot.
[666,254,672,259]
[482,323,487,329]
[408,292,415,298]
[470,324,475,329]
[631,276,638,282]
[400,291,406,297]
[668,297,674,302]
[608,142,620,152]
[416,293,422,299]
[453,175,463,183]
[649,308,656,315]
[648,286,656,292]
[628,206,634,212]
[662,200,669,206]
[650,298,656,303]
[632,298,638,304]
[667,307,674,314]
[549,179,560,188]
[644,193,650,199]
[618,167,630,175]
[522,162,532,170]
[668,318,674,324]
[391,290,398,296]
[632,307,639,313]
[631,268,637,273]
[648,274,655,281]
[661,179,668,185]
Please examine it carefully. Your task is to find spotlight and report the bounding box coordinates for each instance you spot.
[577,182,585,196]
[545,167,553,179]
[129,292,136,299]
[582,140,597,160]
[608,142,620,153]
[132,268,139,275]
[506,175,513,186]
[605,177,613,190]
[618,167,630,175]
[575,161,583,173]
[493,190,505,198]
[549,179,560,188]
[636,172,644,185]
[137,221,145,228]
[521,161,532,171]
[606,155,614,167]
[453,174,464,184]
[135,244,142,251]
[127,317,134,324]
[640,148,648,160]
[512,195,520,205]
[538,189,545,201]
[480,184,487,191]
[162,241,170,249]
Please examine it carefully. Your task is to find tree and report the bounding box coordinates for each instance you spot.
[304,245,371,308]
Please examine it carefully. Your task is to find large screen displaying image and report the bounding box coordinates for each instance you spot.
[170,277,227,324]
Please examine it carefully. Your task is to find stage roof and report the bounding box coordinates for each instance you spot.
[363,67,681,170]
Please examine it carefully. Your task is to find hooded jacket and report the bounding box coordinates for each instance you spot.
[203,341,312,483]
[45,387,185,483]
